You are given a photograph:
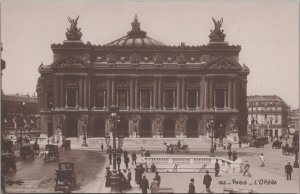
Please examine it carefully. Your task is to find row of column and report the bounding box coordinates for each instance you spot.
[52,76,89,109]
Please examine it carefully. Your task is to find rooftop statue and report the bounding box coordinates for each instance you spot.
[209,17,226,42]
[65,16,82,41]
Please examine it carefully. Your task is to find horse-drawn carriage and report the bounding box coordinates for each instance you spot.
[20,144,35,160]
[250,137,268,148]
[62,140,71,151]
[163,142,189,154]
[272,139,282,149]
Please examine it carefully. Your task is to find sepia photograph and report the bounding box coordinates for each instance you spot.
[1,0,299,193]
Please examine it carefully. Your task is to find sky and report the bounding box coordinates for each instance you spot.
[1,0,299,108]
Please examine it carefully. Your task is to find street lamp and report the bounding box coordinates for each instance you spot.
[208,117,215,157]
[251,118,256,139]
[107,104,122,192]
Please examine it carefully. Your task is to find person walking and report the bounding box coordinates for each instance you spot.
[155,171,161,188]
[188,178,195,194]
[228,149,232,160]
[101,143,104,152]
[140,175,149,194]
[285,162,293,180]
[150,177,159,194]
[105,167,112,187]
[127,169,132,189]
[117,155,122,170]
[215,159,220,177]
[203,170,212,191]
[118,169,124,193]
[131,152,137,165]
[124,155,130,169]
[259,153,265,167]
[243,161,251,177]
[135,165,141,184]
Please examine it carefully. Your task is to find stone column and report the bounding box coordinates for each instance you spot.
[196,91,199,108]
[224,90,227,108]
[158,77,162,109]
[209,78,213,109]
[79,77,83,108]
[65,89,68,108]
[84,77,87,109]
[204,78,209,109]
[181,78,185,109]
[116,89,119,106]
[76,89,78,108]
[111,78,115,105]
[172,90,176,109]
[60,77,64,108]
[228,78,232,109]
[153,78,157,109]
[44,91,48,110]
[200,76,205,109]
[176,78,181,109]
[54,75,58,109]
[150,90,153,109]
[126,90,129,109]
[104,90,106,108]
[107,78,111,108]
[135,78,138,109]
[130,78,134,110]
[233,78,236,110]
[139,90,142,109]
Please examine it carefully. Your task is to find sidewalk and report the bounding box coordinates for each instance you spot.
[100,153,299,194]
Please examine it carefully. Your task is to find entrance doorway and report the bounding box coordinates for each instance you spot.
[186,118,198,138]
[66,116,78,137]
[140,118,152,137]
[163,118,175,137]
[94,118,105,137]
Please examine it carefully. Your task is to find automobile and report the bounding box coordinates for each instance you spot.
[62,140,71,151]
[54,162,77,192]
[20,144,35,160]
[45,144,60,162]
[1,153,16,173]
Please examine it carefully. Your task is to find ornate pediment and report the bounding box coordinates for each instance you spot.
[52,56,87,69]
[202,57,241,70]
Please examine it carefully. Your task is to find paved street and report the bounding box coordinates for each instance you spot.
[4,150,106,193]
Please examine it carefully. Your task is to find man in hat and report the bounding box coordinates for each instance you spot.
[285,162,293,180]
[188,178,195,193]
[105,167,112,187]
[140,175,149,194]
[155,171,161,188]
[203,170,212,191]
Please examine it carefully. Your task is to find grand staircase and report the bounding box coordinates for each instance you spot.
[65,137,212,150]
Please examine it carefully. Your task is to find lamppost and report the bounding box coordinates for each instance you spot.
[251,118,256,139]
[105,104,125,192]
[208,117,215,157]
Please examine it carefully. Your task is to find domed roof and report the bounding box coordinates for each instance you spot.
[105,15,165,47]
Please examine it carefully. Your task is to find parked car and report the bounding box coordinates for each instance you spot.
[45,144,60,162]
[20,144,34,160]
[54,162,77,192]
[1,153,16,173]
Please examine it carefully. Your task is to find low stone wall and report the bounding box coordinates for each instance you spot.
[139,155,243,173]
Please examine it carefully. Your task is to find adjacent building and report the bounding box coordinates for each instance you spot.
[288,108,299,134]
[1,93,39,138]
[37,15,249,139]
[247,95,289,138]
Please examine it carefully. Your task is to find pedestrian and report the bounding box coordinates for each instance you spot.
[188,178,195,194]
[203,170,212,191]
[117,155,122,170]
[259,153,265,167]
[123,150,128,160]
[105,167,112,187]
[150,177,159,193]
[124,155,130,169]
[140,175,149,194]
[118,169,124,192]
[122,169,128,190]
[101,143,104,152]
[214,143,217,151]
[135,165,141,184]
[285,162,293,180]
[151,163,157,172]
[127,169,132,189]
[228,149,232,160]
[215,159,220,177]
[155,171,161,187]
[243,161,251,177]
[232,151,237,161]
[131,152,137,165]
